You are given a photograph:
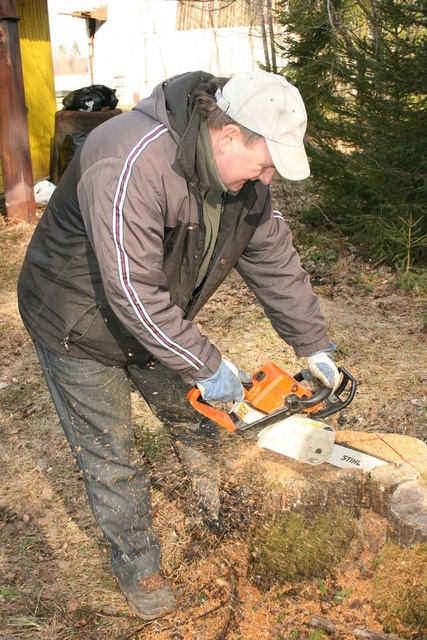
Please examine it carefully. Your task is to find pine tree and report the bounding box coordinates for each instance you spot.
[276,0,427,267]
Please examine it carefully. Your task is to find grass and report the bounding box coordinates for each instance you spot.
[373,542,427,638]
[248,507,357,590]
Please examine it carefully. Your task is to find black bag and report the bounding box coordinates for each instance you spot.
[62,84,118,112]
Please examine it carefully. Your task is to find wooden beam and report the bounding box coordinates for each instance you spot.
[0,0,36,223]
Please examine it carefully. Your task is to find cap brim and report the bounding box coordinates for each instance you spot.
[266,139,310,181]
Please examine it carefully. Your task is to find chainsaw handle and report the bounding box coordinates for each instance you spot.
[187,386,238,432]
[314,366,357,418]
[293,366,357,418]
[285,385,332,412]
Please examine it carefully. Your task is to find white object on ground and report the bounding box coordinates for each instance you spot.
[34,180,56,205]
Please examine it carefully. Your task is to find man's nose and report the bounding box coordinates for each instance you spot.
[259,168,276,185]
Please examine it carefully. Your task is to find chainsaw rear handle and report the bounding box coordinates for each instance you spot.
[187,386,240,431]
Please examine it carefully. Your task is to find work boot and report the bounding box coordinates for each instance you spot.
[119,572,177,620]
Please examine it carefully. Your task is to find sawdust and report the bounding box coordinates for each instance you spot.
[1,188,426,640]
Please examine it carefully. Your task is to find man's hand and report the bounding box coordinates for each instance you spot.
[194,359,252,403]
[306,347,340,391]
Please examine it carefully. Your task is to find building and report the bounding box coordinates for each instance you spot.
[0,0,281,221]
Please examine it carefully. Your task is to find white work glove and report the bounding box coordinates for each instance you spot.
[194,359,252,403]
[306,345,340,391]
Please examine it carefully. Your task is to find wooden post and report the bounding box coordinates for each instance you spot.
[0,0,36,223]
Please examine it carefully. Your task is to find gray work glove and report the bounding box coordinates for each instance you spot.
[194,359,252,403]
[306,345,340,391]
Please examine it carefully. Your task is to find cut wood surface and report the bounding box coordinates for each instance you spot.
[336,431,427,473]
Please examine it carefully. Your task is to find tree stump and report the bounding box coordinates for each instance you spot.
[164,426,427,587]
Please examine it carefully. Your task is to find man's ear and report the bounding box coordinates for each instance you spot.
[217,123,242,152]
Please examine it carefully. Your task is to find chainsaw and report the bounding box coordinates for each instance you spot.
[187,361,387,470]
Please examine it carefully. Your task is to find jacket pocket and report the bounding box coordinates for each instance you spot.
[63,305,151,366]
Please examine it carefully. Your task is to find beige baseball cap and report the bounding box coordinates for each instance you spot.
[215,70,310,181]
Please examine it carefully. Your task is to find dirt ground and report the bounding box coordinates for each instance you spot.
[1,185,426,640]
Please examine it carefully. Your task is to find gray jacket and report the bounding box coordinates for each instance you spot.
[18,71,330,378]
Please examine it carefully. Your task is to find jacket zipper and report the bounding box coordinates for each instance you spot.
[185,192,245,317]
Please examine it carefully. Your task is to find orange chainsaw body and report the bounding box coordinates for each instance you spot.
[244,361,323,414]
[187,361,325,432]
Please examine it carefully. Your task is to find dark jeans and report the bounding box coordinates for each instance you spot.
[34,341,211,586]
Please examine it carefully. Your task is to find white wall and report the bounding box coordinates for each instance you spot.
[91,0,283,106]
[49,0,285,108]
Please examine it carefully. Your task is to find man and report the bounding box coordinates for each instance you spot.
[18,69,339,620]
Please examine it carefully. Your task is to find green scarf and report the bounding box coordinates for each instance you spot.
[194,120,229,288]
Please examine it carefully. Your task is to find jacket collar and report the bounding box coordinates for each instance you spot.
[162,71,215,182]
